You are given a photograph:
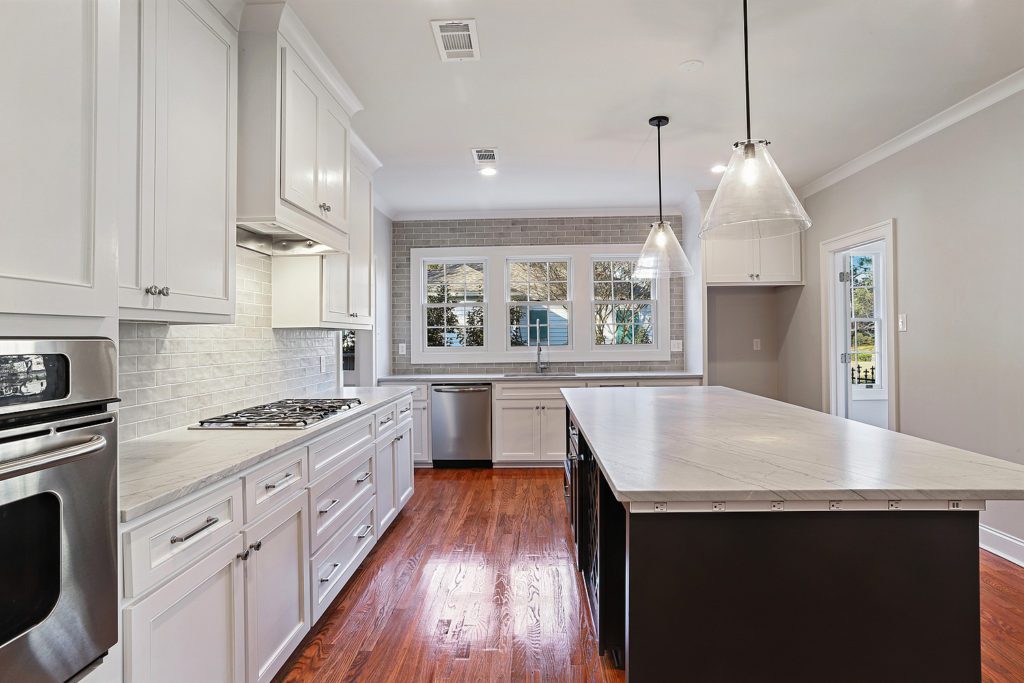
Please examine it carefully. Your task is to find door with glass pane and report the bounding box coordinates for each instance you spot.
[836,245,888,428]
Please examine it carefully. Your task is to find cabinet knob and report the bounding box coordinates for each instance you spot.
[145,285,160,296]
[159,286,171,296]
[749,274,755,279]
[755,274,760,279]
[324,204,332,212]
[249,541,262,552]
[318,202,327,211]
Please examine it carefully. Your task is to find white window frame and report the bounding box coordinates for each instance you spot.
[410,245,671,364]
[420,257,489,353]
[504,256,573,351]
[590,255,657,348]
[845,247,886,402]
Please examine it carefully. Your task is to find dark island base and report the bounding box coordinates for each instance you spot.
[622,509,981,683]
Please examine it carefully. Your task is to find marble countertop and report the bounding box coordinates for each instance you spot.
[378,370,702,383]
[119,386,416,523]
[562,385,1024,504]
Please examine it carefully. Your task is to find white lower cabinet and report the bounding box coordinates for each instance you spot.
[310,497,377,622]
[125,534,247,683]
[375,433,398,534]
[539,399,569,461]
[395,422,414,507]
[411,401,430,465]
[242,492,311,683]
[493,398,567,463]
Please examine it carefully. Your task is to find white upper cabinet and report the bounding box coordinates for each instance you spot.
[237,3,363,252]
[704,231,802,285]
[120,0,237,322]
[347,161,374,320]
[0,0,118,318]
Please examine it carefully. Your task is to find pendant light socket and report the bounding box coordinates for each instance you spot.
[635,115,693,279]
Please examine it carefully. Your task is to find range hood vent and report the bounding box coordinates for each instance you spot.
[236,227,336,257]
[431,20,480,62]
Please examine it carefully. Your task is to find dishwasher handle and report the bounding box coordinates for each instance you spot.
[432,386,490,393]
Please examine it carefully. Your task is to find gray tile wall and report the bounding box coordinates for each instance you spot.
[117,248,339,442]
[391,215,685,375]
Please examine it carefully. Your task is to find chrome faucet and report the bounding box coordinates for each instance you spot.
[535,321,549,374]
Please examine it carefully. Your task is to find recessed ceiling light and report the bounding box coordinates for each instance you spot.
[711,164,727,173]
[478,167,497,176]
[678,59,704,73]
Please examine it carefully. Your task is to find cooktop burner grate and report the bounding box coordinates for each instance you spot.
[191,398,363,429]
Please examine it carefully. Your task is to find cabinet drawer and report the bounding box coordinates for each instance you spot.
[636,379,702,387]
[244,446,309,523]
[374,403,398,439]
[310,496,376,621]
[494,381,585,400]
[124,479,243,599]
[585,381,639,388]
[396,397,413,424]
[308,443,375,553]
[308,414,374,482]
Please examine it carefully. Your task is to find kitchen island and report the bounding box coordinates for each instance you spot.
[562,386,1024,682]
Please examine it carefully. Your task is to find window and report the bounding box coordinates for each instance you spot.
[848,253,882,390]
[341,330,356,371]
[507,259,570,347]
[424,261,485,348]
[592,259,654,345]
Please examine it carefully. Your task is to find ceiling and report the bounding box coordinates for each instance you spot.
[287,0,1024,219]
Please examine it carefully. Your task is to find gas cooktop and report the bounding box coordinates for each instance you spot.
[190,398,363,429]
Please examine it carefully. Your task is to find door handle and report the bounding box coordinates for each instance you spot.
[170,515,219,545]
[432,386,490,393]
[0,434,107,478]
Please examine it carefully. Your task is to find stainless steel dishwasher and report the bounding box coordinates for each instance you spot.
[430,384,492,467]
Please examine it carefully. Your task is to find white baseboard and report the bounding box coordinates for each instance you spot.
[979,523,1024,568]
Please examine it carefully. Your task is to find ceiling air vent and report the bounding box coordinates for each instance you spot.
[472,148,498,164]
[431,20,480,62]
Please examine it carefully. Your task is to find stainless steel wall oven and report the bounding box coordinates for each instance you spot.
[0,338,118,682]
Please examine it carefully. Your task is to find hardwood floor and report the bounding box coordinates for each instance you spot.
[276,468,1024,682]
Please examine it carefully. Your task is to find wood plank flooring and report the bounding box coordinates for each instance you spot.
[275,468,1024,682]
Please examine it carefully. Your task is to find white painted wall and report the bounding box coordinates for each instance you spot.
[777,90,1024,558]
[373,207,392,379]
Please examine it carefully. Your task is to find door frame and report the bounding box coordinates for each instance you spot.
[818,219,899,430]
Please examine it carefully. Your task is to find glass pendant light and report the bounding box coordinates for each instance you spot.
[699,0,811,240]
[635,116,694,279]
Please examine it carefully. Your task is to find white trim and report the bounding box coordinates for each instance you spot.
[980,523,1024,568]
[350,132,382,173]
[372,192,395,220]
[239,3,363,116]
[392,206,672,222]
[410,244,671,364]
[818,220,899,431]
[799,67,1024,198]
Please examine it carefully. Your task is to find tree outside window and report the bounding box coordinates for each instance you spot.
[424,262,485,348]
[592,259,655,345]
[507,260,570,347]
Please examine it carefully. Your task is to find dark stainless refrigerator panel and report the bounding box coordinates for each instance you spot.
[430,385,492,464]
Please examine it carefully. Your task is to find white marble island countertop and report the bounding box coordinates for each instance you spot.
[562,386,1024,505]
[119,386,415,522]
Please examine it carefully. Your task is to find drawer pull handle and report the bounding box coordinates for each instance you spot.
[356,524,373,539]
[318,499,341,515]
[400,406,411,414]
[170,516,219,545]
[379,415,394,426]
[265,471,295,491]
[355,471,371,483]
[319,562,342,584]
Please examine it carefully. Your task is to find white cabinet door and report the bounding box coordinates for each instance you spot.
[281,48,320,217]
[539,399,568,461]
[347,164,374,319]
[152,0,235,316]
[493,400,540,462]
[704,237,757,284]
[243,492,311,683]
[395,422,414,507]
[317,100,349,231]
[375,437,398,534]
[0,0,118,317]
[322,253,350,322]
[411,401,430,465]
[755,232,802,283]
[124,535,246,683]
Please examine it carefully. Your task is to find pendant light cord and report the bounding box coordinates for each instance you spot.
[743,0,751,140]
[656,123,663,223]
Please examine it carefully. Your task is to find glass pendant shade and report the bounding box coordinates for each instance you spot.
[699,140,812,240]
[635,221,694,279]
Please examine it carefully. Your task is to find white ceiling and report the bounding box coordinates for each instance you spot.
[287,0,1024,219]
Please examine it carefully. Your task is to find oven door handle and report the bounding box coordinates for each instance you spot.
[0,435,107,479]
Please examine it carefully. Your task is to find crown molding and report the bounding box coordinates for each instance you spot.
[372,192,395,220]
[351,132,383,174]
[389,206,675,222]
[799,67,1024,199]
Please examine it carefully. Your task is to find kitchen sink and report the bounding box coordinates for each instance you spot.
[502,372,577,377]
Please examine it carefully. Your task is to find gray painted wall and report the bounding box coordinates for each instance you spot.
[707,287,781,399]
[776,91,1024,542]
[390,214,693,375]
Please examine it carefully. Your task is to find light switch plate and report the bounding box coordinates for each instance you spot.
[670,339,683,352]
[753,338,761,351]
[898,314,907,332]
[398,343,407,355]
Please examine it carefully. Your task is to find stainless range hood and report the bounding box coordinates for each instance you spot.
[236,227,338,256]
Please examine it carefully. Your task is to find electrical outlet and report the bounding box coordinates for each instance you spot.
[888,500,901,511]
[670,339,683,352]
[398,343,407,356]
[711,502,726,512]
[829,500,842,511]
[948,500,962,510]
[898,314,907,332]
[653,502,668,512]
[770,501,784,511]
[319,356,326,373]
[753,338,761,351]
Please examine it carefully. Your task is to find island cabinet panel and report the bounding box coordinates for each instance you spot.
[623,510,981,682]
